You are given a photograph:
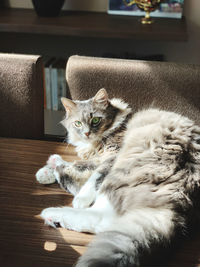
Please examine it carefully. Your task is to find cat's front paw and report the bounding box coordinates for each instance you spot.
[47,154,64,169]
[72,191,96,209]
[40,207,65,228]
[36,166,56,184]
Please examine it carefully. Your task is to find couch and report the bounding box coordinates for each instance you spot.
[0,53,44,139]
[1,54,200,140]
[66,55,200,123]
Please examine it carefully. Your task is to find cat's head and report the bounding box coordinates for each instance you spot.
[61,88,130,147]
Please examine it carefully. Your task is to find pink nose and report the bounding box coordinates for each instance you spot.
[85,132,90,137]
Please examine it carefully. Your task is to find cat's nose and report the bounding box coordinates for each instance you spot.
[85,132,90,137]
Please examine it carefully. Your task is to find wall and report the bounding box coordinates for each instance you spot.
[159,0,200,64]
[2,0,200,64]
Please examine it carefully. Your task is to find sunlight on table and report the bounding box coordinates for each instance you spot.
[44,241,57,251]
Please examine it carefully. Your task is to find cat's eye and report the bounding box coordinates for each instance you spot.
[74,121,82,127]
[91,117,101,127]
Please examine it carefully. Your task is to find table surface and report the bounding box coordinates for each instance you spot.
[0,138,93,267]
[1,137,200,267]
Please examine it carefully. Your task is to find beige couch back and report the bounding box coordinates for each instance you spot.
[66,56,200,123]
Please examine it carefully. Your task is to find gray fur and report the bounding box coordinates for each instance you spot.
[44,89,200,266]
[57,91,132,195]
[76,231,141,267]
[56,161,97,195]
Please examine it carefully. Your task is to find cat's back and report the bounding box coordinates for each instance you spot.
[103,109,200,211]
[118,108,197,160]
[127,108,193,132]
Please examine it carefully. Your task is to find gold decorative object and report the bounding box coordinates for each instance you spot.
[123,0,162,24]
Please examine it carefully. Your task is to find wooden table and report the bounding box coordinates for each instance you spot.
[0,138,93,267]
[1,137,200,267]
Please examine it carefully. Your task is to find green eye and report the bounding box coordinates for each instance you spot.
[91,117,101,127]
[74,121,82,127]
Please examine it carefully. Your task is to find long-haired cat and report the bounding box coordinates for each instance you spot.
[36,88,200,267]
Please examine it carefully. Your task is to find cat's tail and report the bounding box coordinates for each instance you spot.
[75,231,146,267]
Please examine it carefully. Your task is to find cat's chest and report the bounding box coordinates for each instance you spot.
[74,141,101,160]
[74,141,91,157]
[74,141,91,151]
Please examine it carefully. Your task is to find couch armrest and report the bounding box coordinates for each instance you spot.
[0,53,44,139]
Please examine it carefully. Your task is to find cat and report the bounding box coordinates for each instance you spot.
[36,88,200,267]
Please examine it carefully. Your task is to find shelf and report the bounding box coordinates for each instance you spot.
[44,109,65,136]
[0,8,187,41]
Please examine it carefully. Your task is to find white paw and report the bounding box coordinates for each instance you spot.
[40,207,65,228]
[72,191,96,209]
[47,154,64,169]
[35,166,56,184]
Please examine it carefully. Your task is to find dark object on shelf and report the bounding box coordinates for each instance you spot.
[32,0,65,17]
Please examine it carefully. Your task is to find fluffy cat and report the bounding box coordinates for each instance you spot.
[36,88,200,267]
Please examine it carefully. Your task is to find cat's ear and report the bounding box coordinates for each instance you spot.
[93,88,108,108]
[61,97,76,116]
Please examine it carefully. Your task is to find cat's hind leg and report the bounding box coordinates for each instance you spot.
[41,206,102,232]
[41,194,115,233]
